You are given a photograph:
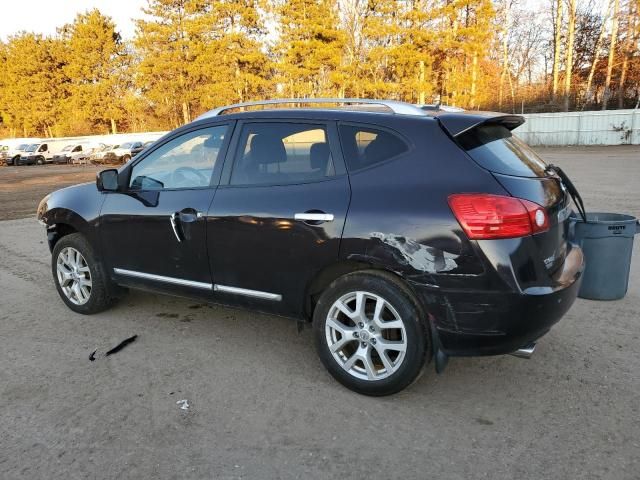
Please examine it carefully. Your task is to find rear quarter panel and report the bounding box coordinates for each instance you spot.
[339,117,508,289]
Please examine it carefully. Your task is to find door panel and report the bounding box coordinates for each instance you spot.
[99,124,231,293]
[206,120,351,315]
[207,178,350,314]
[101,189,215,285]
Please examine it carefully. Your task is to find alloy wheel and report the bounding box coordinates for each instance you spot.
[325,291,407,381]
[56,247,92,305]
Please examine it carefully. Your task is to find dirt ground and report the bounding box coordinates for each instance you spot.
[0,146,639,479]
[0,164,101,221]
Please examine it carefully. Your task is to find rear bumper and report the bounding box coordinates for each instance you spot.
[414,246,584,356]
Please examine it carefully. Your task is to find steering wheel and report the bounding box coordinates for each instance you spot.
[171,166,208,187]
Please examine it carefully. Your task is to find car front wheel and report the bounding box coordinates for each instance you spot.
[313,271,430,396]
[51,233,117,314]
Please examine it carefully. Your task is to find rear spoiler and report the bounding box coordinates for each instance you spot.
[434,112,525,138]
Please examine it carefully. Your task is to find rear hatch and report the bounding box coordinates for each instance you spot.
[441,114,573,277]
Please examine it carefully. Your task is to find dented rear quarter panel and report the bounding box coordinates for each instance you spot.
[339,119,509,290]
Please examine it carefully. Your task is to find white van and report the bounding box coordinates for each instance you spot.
[1,138,42,165]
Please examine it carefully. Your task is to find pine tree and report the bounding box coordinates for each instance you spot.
[189,0,273,109]
[274,0,345,98]
[134,0,204,127]
[60,9,128,134]
[1,33,66,136]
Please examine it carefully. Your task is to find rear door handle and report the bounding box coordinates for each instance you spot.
[294,212,334,222]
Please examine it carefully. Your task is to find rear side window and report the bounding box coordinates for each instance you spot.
[230,123,335,185]
[338,124,408,171]
[457,124,547,177]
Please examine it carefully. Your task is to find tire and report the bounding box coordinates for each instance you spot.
[36,156,45,165]
[313,270,430,396]
[51,233,117,314]
[13,156,20,166]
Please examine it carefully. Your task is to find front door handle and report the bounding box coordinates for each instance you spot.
[294,212,334,223]
[169,213,182,242]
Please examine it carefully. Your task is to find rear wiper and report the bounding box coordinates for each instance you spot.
[546,164,587,222]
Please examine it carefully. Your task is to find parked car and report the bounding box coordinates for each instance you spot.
[131,140,156,158]
[37,99,584,396]
[51,144,88,164]
[103,141,144,164]
[88,144,116,164]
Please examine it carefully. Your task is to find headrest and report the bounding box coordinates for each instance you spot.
[249,134,286,164]
[363,133,399,165]
[310,142,330,169]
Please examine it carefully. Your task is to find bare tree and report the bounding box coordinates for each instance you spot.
[552,0,564,100]
[602,0,620,109]
[563,0,577,111]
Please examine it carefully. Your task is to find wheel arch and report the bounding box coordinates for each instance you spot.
[43,208,93,252]
[304,260,430,325]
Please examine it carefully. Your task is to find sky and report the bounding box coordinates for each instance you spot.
[0,0,609,42]
[0,0,148,40]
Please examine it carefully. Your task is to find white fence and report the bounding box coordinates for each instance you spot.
[514,109,640,146]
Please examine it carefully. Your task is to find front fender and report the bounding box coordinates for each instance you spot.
[37,182,104,252]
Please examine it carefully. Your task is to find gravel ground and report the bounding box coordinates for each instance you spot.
[0,146,638,479]
[0,164,102,221]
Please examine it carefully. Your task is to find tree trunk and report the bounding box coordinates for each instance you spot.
[602,0,619,110]
[182,102,190,125]
[583,0,611,108]
[470,52,478,109]
[110,118,117,135]
[552,0,563,101]
[498,0,511,110]
[617,1,636,109]
[418,60,426,105]
[563,0,576,111]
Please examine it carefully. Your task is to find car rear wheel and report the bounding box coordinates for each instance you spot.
[313,271,430,396]
[51,233,117,314]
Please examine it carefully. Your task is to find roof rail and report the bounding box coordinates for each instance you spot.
[195,98,429,121]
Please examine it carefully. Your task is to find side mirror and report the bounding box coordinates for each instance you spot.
[97,169,119,192]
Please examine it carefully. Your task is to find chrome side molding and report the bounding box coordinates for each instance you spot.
[113,268,282,301]
[214,284,282,301]
[113,268,213,290]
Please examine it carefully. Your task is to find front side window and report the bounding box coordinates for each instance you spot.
[230,123,335,185]
[338,124,409,171]
[129,125,228,190]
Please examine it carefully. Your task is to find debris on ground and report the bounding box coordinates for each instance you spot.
[177,399,190,411]
[88,349,97,361]
[105,335,138,356]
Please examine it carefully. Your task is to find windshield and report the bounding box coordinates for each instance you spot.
[61,145,74,151]
[17,144,29,150]
[457,124,547,177]
[120,142,134,149]
[25,144,38,152]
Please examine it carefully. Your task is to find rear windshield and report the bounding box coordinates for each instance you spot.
[457,124,547,177]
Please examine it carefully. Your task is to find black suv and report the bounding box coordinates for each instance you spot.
[37,99,584,395]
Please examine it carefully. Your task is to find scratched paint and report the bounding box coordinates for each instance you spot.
[370,232,458,273]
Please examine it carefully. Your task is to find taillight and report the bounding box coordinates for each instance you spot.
[448,193,549,240]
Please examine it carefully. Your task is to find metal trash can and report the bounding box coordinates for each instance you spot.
[570,213,640,300]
